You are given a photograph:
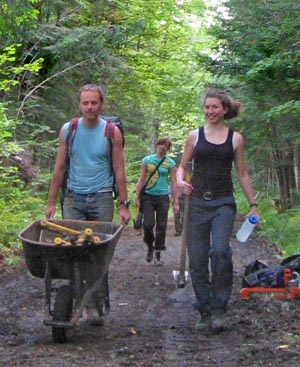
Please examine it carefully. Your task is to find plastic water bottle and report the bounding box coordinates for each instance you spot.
[236,215,258,243]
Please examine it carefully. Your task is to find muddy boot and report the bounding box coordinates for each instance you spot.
[154,251,164,265]
[146,244,154,263]
[195,313,211,331]
[211,313,226,333]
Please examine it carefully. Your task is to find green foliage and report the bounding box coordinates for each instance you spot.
[259,205,300,257]
[0,103,45,264]
[236,192,300,256]
[265,101,300,120]
[0,192,45,263]
[0,44,43,92]
[202,0,300,208]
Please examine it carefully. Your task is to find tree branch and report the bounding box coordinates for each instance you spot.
[17,60,89,117]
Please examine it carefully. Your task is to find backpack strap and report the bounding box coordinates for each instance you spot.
[60,118,79,214]
[104,116,125,147]
[105,121,117,139]
[104,120,118,199]
[104,120,115,165]
[66,118,79,155]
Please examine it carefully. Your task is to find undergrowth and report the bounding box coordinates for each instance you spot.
[0,189,46,266]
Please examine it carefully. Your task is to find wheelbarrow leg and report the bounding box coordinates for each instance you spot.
[68,261,86,325]
[44,262,73,343]
[74,261,81,309]
[52,285,73,343]
[44,262,52,321]
[103,272,110,314]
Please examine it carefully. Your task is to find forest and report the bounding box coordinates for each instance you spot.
[1,0,300,264]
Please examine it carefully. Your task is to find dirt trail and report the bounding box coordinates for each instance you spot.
[1,217,300,367]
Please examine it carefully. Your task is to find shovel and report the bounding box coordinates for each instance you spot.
[173,165,192,288]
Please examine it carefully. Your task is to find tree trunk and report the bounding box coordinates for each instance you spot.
[272,147,295,211]
[151,118,160,153]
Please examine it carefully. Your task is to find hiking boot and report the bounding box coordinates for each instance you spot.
[211,313,226,332]
[195,313,211,331]
[146,250,154,263]
[86,308,104,327]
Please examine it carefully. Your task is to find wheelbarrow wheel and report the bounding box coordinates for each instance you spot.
[52,285,73,343]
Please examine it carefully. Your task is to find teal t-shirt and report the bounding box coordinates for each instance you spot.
[142,154,175,196]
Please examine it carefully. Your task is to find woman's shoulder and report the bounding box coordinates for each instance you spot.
[232,129,243,140]
[188,127,201,138]
[143,153,155,162]
[186,127,201,148]
[190,126,201,134]
[165,155,176,164]
[232,129,244,149]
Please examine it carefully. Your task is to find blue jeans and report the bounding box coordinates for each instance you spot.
[63,191,114,313]
[63,191,114,221]
[141,194,169,251]
[187,195,236,315]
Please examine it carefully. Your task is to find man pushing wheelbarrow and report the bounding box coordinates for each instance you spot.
[45,84,131,328]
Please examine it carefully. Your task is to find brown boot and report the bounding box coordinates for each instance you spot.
[146,244,154,262]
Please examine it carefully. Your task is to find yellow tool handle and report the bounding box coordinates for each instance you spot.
[54,237,72,246]
[186,170,192,184]
[40,220,81,236]
[76,236,101,244]
[83,228,93,237]
[54,237,63,245]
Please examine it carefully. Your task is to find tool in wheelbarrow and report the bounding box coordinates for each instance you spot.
[40,219,101,245]
[173,162,192,288]
[54,235,101,246]
[18,219,123,343]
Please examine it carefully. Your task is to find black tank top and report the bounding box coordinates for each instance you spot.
[191,126,235,199]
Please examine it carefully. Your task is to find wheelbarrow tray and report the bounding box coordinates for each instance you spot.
[18,219,123,284]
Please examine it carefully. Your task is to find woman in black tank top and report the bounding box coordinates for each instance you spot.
[176,90,259,332]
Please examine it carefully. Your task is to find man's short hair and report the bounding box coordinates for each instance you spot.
[78,84,105,103]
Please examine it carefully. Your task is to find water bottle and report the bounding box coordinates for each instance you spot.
[236,215,258,243]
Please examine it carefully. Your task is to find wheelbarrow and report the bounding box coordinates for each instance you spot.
[18,219,123,343]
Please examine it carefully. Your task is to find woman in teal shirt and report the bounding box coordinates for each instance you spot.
[135,137,179,264]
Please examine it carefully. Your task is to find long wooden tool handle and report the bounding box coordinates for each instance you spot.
[178,195,190,280]
[40,220,81,236]
[178,167,192,284]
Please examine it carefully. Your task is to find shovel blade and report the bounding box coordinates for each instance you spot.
[172,270,189,288]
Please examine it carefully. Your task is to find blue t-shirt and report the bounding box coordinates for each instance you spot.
[142,154,175,196]
[63,117,113,194]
